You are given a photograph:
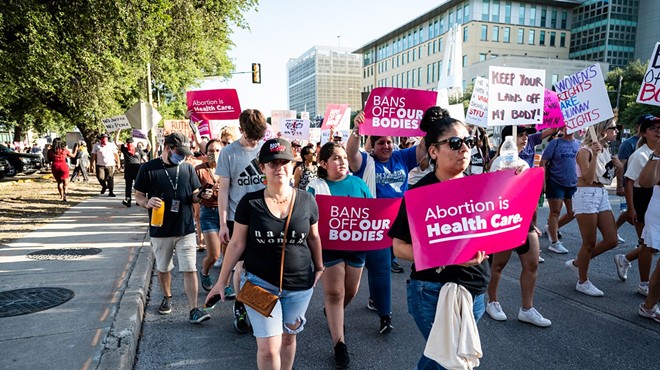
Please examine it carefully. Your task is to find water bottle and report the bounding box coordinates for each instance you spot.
[498,136,519,170]
[620,196,627,212]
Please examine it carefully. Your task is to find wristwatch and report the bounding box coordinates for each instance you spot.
[650,153,660,161]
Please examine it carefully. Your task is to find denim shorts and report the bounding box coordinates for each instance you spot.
[199,205,219,233]
[150,233,197,272]
[241,272,314,338]
[572,187,612,215]
[546,181,577,200]
[322,249,367,268]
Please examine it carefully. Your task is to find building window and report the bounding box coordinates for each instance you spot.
[552,74,559,84]
[411,70,415,88]
[541,8,547,27]
[517,29,524,44]
[550,31,556,47]
[551,9,557,28]
[463,27,469,42]
[482,0,489,21]
[462,55,468,67]
[481,25,488,41]
[479,53,487,61]
[529,6,536,26]
[433,40,437,53]
[439,38,443,52]
[492,26,499,42]
[492,0,500,22]
[561,11,567,29]
[503,27,510,43]
[505,2,511,23]
[427,64,431,84]
[417,67,421,87]
[519,5,525,25]
[431,63,436,82]
[464,4,470,23]
[540,31,545,46]
[413,30,418,46]
[428,23,433,40]
[427,43,432,56]
[457,5,463,24]
[560,32,566,47]
[449,10,454,27]
[528,29,535,44]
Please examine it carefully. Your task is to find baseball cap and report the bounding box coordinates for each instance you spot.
[640,115,660,132]
[125,137,134,143]
[637,114,656,125]
[99,133,109,138]
[259,138,295,164]
[291,140,302,148]
[501,125,537,138]
[333,131,343,140]
[164,132,193,156]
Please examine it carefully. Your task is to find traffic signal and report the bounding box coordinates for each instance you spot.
[251,63,261,84]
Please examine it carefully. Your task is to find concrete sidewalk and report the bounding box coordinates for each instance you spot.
[0,185,152,370]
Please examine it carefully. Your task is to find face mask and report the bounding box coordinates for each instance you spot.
[169,151,185,165]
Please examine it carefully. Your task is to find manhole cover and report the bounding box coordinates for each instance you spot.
[27,248,102,260]
[0,288,75,318]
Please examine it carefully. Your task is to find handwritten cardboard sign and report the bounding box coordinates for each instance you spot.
[465,77,489,127]
[637,42,660,107]
[554,64,614,134]
[322,104,351,129]
[537,89,565,129]
[488,67,546,126]
[405,168,543,269]
[316,195,401,251]
[186,89,241,122]
[362,87,437,136]
[163,120,193,138]
[101,115,132,132]
[282,119,310,140]
[270,110,297,133]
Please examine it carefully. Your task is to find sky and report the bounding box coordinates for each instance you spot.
[197,0,445,115]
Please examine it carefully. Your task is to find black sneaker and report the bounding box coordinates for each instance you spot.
[391,261,404,273]
[233,302,250,334]
[108,192,117,197]
[379,315,393,334]
[366,298,377,312]
[122,199,131,207]
[189,307,211,324]
[158,297,172,315]
[200,272,213,292]
[100,185,107,194]
[334,341,350,369]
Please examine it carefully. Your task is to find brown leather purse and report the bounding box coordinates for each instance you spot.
[237,189,296,317]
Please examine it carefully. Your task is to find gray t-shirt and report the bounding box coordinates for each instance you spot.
[215,140,264,221]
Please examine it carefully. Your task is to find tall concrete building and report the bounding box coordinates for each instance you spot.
[287,46,362,118]
[634,0,660,62]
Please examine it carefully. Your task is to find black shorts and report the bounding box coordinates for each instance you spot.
[514,224,536,255]
[633,187,654,224]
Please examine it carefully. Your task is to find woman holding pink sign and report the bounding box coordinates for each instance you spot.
[389,107,489,370]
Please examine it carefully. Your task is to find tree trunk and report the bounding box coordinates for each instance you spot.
[12,125,23,143]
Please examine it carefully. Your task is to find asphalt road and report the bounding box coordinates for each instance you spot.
[134,195,659,370]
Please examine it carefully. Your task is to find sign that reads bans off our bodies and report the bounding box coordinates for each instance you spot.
[316,195,401,251]
[487,66,546,126]
[405,169,544,269]
[362,87,437,137]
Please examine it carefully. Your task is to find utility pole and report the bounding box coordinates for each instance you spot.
[147,63,157,158]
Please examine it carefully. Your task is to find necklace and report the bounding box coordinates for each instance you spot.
[266,189,290,204]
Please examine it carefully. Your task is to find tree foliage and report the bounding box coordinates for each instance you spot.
[0,0,257,144]
[605,60,660,128]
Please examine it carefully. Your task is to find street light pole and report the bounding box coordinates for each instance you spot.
[616,75,623,109]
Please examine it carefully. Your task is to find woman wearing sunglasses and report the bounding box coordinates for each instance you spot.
[348,111,427,334]
[389,107,490,370]
[567,119,622,296]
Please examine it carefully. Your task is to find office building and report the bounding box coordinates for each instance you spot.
[634,0,660,62]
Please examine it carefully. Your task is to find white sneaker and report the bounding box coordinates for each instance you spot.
[565,259,579,278]
[549,241,569,254]
[486,301,507,321]
[638,283,649,297]
[617,234,626,244]
[213,257,223,268]
[576,280,604,297]
[614,254,631,281]
[518,307,552,327]
[538,255,545,263]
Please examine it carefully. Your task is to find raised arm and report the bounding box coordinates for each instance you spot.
[346,112,365,173]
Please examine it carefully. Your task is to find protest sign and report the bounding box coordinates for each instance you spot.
[447,104,466,125]
[405,168,543,269]
[637,42,660,107]
[186,89,241,121]
[163,120,193,138]
[309,128,321,144]
[436,88,450,108]
[270,110,297,133]
[537,89,565,130]
[322,104,350,129]
[465,77,489,127]
[300,112,310,120]
[362,87,437,137]
[132,128,147,139]
[316,195,401,251]
[101,115,132,132]
[282,119,310,140]
[554,64,613,134]
[488,66,546,126]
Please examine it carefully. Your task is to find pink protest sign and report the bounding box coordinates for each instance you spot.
[537,89,565,129]
[197,120,212,138]
[362,87,437,137]
[404,168,544,269]
[322,104,350,129]
[186,89,241,121]
[316,195,401,251]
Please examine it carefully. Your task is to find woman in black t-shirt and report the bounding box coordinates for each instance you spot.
[206,138,323,370]
[388,107,489,370]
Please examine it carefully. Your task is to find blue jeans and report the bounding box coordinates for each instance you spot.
[406,279,485,370]
[365,247,392,317]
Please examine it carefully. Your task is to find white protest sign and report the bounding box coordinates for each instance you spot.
[309,128,321,144]
[270,110,297,133]
[436,88,450,109]
[554,64,614,134]
[488,66,545,126]
[101,115,132,132]
[300,111,310,120]
[637,42,660,107]
[465,77,489,127]
[447,104,466,124]
[282,119,310,140]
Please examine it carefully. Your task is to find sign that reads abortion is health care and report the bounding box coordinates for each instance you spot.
[186,89,241,121]
[488,67,546,126]
[554,64,613,134]
[405,168,544,269]
[362,87,437,137]
[637,42,660,107]
[316,195,401,251]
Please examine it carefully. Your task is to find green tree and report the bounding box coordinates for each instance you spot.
[606,60,660,128]
[0,0,257,145]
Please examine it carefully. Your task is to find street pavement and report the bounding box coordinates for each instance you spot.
[1,178,658,370]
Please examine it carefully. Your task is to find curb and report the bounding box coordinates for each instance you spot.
[97,233,153,370]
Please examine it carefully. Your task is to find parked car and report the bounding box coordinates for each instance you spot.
[0,145,42,177]
[0,158,8,179]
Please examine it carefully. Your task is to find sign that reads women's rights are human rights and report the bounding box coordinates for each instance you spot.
[316,195,401,251]
[361,87,437,137]
[186,89,241,121]
[404,168,543,269]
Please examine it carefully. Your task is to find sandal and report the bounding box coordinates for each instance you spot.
[533,225,542,237]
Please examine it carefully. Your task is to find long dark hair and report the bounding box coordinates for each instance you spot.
[419,106,464,166]
[317,141,344,179]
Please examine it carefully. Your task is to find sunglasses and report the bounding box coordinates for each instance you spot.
[432,136,475,150]
[221,141,229,145]
[606,126,618,131]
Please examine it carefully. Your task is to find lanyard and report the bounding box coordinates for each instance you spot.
[161,159,180,192]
